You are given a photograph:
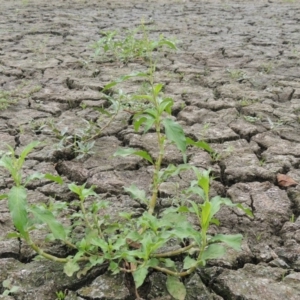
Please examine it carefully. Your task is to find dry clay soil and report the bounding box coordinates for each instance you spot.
[1,0,300,299]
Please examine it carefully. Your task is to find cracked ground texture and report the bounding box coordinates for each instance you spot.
[1,0,300,299]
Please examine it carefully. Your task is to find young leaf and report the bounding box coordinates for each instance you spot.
[8,186,28,236]
[64,260,80,277]
[162,118,186,155]
[209,234,243,251]
[201,201,212,231]
[114,148,153,164]
[44,173,64,185]
[133,267,148,288]
[158,97,173,115]
[124,184,147,204]
[186,137,214,153]
[166,275,186,300]
[18,141,40,168]
[153,83,163,97]
[29,206,67,240]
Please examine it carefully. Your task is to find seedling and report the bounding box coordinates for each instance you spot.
[1,279,20,296]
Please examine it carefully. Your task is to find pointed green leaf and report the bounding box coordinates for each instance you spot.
[186,137,214,153]
[124,184,147,204]
[166,275,186,300]
[114,148,153,164]
[201,201,212,230]
[158,97,173,115]
[19,141,40,167]
[44,173,64,185]
[210,234,242,251]
[153,83,163,97]
[8,186,28,236]
[133,267,148,288]
[29,206,66,240]
[162,118,186,155]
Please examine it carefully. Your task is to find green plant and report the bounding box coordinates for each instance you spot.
[243,115,261,123]
[55,290,66,300]
[290,214,295,223]
[259,158,266,166]
[92,23,176,64]
[0,83,41,110]
[0,27,253,300]
[266,116,284,130]
[238,97,259,107]
[226,68,247,81]
[0,89,18,110]
[1,279,20,296]
[259,62,273,74]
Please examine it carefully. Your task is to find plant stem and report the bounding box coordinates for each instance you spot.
[79,201,94,232]
[151,243,196,258]
[152,264,198,277]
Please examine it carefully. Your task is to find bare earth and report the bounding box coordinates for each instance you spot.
[1,0,300,299]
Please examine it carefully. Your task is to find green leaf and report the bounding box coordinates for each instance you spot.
[44,173,64,185]
[91,238,109,252]
[124,184,147,204]
[133,267,148,288]
[183,256,197,270]
[153,83,163,97]
[6,232,21,239]
[29,206,67,240]
[10,286,19,293]
[164,258,176,268]
[2,279,11,288]
[158,97,173,115]
[158,39,177,50]
[166,275,186,300]
[8,186,28,236]
[148,258,159,268]
[18,141,40,168]
[0,193,7,200]
[64,260,80,277]
[114,148,153,164]
[210,234,242,251]
[162,118,186,155]
[24,172,44,185]
[201,244,226,262]
[201,201,212,231]
[186,137,214,153]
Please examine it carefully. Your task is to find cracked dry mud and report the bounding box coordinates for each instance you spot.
[1,0,300,299]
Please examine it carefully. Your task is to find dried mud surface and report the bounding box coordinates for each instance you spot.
[1,0,300,299]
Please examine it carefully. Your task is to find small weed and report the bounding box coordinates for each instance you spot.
[238,97,259,107]
[56,290,66,300]
[290,214,295,223]
[227,69,247,81]
[243,115,261,123]
[259,62,273,74]
[259,158,266,166]
[2,279,20,296]
[92,23,177,64]
[0,90,18,110]
[256,233,262,242]
[266,117,284,130]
